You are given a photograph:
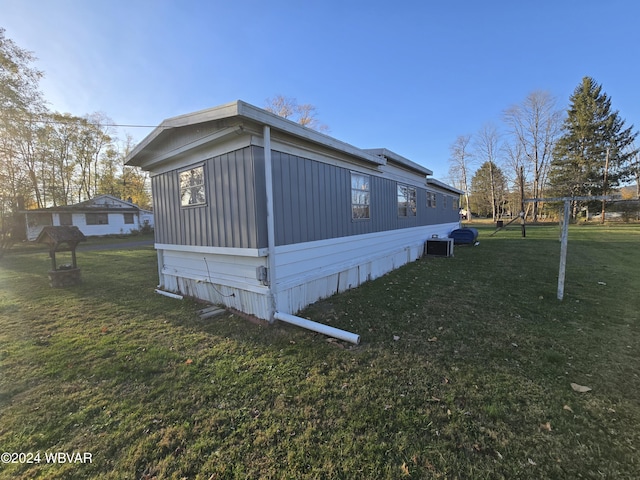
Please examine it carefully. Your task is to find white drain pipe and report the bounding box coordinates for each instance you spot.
[274,311,361,345]
[154,288,183,300]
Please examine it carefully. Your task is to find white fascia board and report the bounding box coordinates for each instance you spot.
[364,148,433,176]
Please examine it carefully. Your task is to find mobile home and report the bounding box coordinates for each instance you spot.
[126,101,461,321]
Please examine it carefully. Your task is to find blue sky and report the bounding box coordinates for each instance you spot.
[2,0,639,180]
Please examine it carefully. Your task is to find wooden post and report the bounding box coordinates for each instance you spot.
[557,200,571,300]
[519,166,526,237]
[525,195,615,302]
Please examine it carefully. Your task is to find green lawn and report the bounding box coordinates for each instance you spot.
[0,225,639,479]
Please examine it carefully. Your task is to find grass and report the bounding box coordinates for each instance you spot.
[0,224,639,479]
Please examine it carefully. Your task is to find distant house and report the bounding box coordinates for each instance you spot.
[23,194,154,241]
[126,100,462,321]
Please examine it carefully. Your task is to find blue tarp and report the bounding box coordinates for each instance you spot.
[449,228,479,245]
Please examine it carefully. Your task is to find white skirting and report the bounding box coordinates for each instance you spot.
[156,222,459,320]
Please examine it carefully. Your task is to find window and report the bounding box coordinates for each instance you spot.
[443,196,448,209]
[59,213,73,225]
[180,165,206,206]
[28,213,51,227]
[351,172,370,219]
[427,192,437,208]
[123,213,135,224]
[453,197,459,210]
[397,184,416,217]
[86,213,108,225]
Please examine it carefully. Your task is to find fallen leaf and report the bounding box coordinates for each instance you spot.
[540,422,552,432]
[185,358,193,365]
[400,462,410,476]
[570,383,592,393]
[101,326,108,334]
[428,336,438,342]
[528,458,536,466]
[563,405,574,413]
[597,281,607,286]
[393,335,400,341]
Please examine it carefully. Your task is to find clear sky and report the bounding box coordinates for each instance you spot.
[1,0,639,180]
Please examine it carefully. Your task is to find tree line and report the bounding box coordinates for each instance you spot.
[0,28,151,240]
[448,79,639,222]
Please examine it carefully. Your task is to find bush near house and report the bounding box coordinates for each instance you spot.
[0,225,639,479]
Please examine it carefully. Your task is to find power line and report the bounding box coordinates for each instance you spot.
[8,115,162,129]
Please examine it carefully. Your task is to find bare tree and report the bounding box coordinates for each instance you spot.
[474,123,502,220]
[265,95,329,132]
[296,103,329,132]
[504,90,562,221]
[264,95,296,119]
[448,134,473,220]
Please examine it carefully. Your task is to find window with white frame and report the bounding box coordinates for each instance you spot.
[351,172,370,219]
[180,165,206,207]
[427,192,437,208]
[397,184,416,217]
[86,213,108,225]
[59,213,73,225]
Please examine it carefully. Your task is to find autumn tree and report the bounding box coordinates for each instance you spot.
[0,28,46,252]
[448,134,474,220]
[550,77,638,218]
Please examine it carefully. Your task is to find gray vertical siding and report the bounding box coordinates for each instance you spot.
[152,146,267,249]
[152,146,458,249]
[271,151,459,246]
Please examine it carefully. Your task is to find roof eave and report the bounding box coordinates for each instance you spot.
[363,148,433,176]
[427,177,464,195]
[126,100,387,169]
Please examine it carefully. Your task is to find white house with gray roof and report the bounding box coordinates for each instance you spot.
[23,194,154,241]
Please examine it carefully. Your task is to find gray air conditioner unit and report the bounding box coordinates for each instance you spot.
[424,237,454,257]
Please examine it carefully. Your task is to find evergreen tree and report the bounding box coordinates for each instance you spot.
[550,77,638,207]
[470,161,508,219]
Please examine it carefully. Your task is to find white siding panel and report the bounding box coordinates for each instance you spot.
[158,247,272,319]
[274,222,459,314]
[156,222,459,319]
[161,273,271,319]
[161,249,266,291]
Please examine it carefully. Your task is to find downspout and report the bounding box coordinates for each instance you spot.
[262,125,360,345]
[263,125,278,323]
[274,311,361,345]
